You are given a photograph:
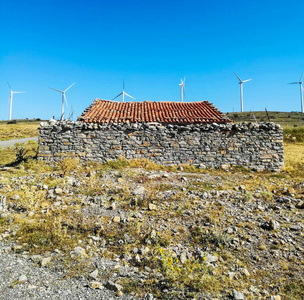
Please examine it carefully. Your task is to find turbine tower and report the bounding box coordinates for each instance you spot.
[179,77,186,102]
[7,82,25,121]
[289,73,304,113]
[234,73,252,112]
[50,83,75,120]
[113,80,135,102]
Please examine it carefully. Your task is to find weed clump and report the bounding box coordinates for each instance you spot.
[191,227,231,250]
[57,156,80,175]
[105,156,129,169]
[283,126,304,143]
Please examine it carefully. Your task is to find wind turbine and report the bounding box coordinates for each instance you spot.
[68,105,75,121]
[289,73,304,113]
[179,77,186,102]
[113,80,135,102]
[235,73,252,112]
[7,82,25,121]
[49,83,75,120]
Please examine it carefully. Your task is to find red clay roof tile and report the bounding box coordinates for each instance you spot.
[78,99,230,124]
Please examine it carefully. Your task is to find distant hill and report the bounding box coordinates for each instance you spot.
[226,111,304,128]
[0,119,44,125]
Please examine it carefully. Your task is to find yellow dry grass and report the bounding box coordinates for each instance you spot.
[0,141,38,166]
[0,144,303,298]
[284,142,304,175]
[0,147,16,165]
[0,121,40,141]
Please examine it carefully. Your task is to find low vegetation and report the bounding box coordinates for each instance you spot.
[0,141,38,166]
[226,111,304,128]
[0,120,41,141]
[283,126,304,143]
[0,117,303,299]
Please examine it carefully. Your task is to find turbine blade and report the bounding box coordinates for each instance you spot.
[300,72,304,82]
[288,82,299,84]
[113,93,123,100]
[64,82,75,92]
[50,87,63,93]
[65,95,68,107]
[184,76,186,84]
[123,79,125,91]
[6,81,12,90]
[124,92,136,100]
[13,91,26,94]
[234,73,242,82]
[243,79,252,83]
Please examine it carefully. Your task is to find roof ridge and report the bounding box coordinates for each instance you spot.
[94,99,210,104]
[78,98,231,124]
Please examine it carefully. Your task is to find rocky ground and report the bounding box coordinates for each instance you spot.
[0,240,137,300]
[0,159,303,299]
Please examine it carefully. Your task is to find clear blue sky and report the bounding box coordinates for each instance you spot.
[1,0,304,120]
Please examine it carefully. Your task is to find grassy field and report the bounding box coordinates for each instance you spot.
[0,141,38,166]
[284,142,304,175]
[0,151,303,298]
[226,111,304,128]
[0,120,41,141]
[0,118,303,299]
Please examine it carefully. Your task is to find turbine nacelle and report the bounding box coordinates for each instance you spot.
[50,83,75,120]
[113,80,135,102]
[235,73,252,84]
[7,82,25,120]
[238,79,252,84]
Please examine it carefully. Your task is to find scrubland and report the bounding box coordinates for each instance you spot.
[0,120,40,141]
[0,123,303,299]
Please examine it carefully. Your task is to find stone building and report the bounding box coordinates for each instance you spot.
[38,99,284,171]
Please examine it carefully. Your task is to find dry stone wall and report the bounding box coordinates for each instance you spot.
[38,121,284,171]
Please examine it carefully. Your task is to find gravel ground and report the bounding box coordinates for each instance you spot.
[0,165,303,299]
[0,242,137,300]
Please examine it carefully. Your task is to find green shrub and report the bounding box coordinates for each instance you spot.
[105,156,129,169]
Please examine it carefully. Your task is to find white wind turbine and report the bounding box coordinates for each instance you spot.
[49,83,75,120]
[235,73,252,112]
[289,73,304,113]
[7,82,26,121]
[113,80,135,102]
[179,77,186,102]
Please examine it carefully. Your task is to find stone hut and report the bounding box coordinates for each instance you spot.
[38,99,284,171]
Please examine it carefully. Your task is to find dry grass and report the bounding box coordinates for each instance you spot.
[0,121,303,299]
[0,147,16,165]
[0,121,40,141]
[0,141,38,166]
[0,153,303,299]
[227,111,304,127]
[284,142,304,176]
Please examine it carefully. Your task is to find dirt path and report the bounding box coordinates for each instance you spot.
[0,137,38,148]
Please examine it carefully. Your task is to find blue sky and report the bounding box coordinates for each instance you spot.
[1,0,304,120]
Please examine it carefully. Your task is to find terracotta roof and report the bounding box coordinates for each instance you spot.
[78,99,231,124]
